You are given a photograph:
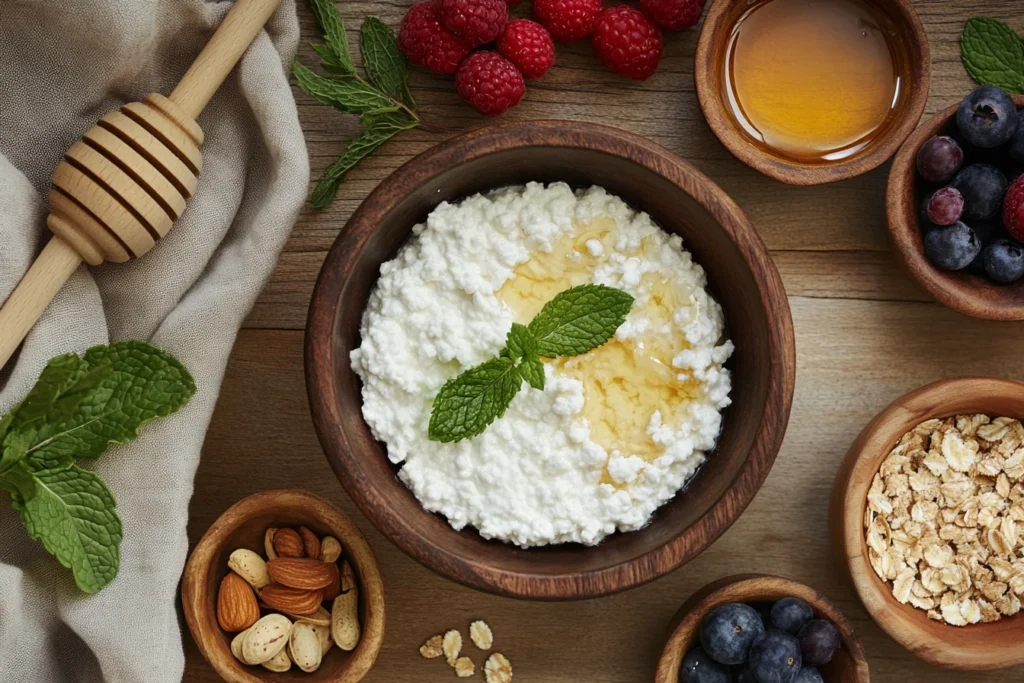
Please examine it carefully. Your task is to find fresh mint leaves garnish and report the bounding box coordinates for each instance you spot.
[296,2,419,208]
[0,341,195,592]
[429,284,633,442]
[961,17,1024,94]
[528,284,634,357]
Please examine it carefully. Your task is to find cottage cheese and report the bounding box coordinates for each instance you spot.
[350,183,733,547]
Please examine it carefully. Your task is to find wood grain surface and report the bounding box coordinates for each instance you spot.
[185,0,1024,680]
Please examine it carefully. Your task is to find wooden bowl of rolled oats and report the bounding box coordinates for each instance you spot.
[831,377,1024,670]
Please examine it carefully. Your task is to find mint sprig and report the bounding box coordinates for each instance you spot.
[296,2,419,208]
[0,341,195,592]
[961,17,1024,94]
[429,285,633,443]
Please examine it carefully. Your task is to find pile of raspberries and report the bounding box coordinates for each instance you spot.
[398,0,705,115]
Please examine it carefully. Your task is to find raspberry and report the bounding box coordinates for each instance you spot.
[399,1,471,74]
[592,6,663,80]
[456,51,525,116]
[498,19,556,79]
[1004,176,1024,242]
[436,0,508,48]
[639,0,705,31]
[533,0,603,43]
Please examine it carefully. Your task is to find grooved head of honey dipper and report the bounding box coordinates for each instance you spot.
[47,93,203,264]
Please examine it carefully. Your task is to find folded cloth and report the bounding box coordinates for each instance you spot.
[0,0,307,680]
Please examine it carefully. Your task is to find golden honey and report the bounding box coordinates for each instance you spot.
[722,0,902,162]
[498,218,701,465]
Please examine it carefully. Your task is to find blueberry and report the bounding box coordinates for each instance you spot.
[793,667,824,683]
[681,647,733,683]
[733,666,757,683]
[797,620,841,667]
[982,239,1024,284]
[1007,110,1024,165]
[924,221,982,270]
[966,222,1000,273]
[916,135,964,184]
[770,598,814,636]
[951,164,1007,221]
[957,86,1019,148]
[925,186,964,225]
[748,631,801,683]
[701,603,766,665]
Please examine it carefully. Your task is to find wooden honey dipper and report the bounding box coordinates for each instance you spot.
[0,0,282,369]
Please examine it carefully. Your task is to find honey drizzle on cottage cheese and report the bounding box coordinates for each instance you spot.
[350,183,733,547]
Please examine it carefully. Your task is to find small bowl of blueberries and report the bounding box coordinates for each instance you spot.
[656,574,869,683]
[887,86,1024,320]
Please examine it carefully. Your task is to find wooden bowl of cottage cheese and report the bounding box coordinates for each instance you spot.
[306,121,796,599]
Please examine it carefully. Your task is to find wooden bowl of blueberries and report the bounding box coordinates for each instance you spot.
[655,574,869,683]
[887,87,1024,320]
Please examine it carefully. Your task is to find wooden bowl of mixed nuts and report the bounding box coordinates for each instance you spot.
[831,377,1024,670]
[182,490,385,682]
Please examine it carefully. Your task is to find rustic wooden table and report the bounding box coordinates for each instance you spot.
[184,1,1024,680]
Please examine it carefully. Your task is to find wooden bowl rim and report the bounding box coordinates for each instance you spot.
[654,573,870,683]
[886,95,1024,321]
[304,119,796,600]
[694,0,931,185]
[181,489,386,683]
[832,377,1024,670]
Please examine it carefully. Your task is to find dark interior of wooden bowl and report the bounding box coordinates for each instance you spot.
[196,507,372,681]
[889,97,1024,318]
[317,136,786,597]
[851,383,1024,656]
[698,0,928,183]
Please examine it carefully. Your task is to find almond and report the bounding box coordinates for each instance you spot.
[298,526,321,559]
[267,557,334,590]
[322,562,341,601]
[217,571,259,632]
[273,528,305,558]
[227,548,270,590]
[319,536,343,563]
[260,584,324,616]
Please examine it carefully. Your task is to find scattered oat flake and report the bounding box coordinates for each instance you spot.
[420,635,444,659]
[443,630,463,664]
[454,657,475,678]
[470,620,493,650]
[484,653,513,683]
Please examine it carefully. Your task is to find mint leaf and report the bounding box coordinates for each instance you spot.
[8,463,122,593]
[429,357,523,442]
[505,323,537,361]
[962,17,1024,93]
[0,412,13,443]
[308,0,355,74]
[360,18,407,100]
[527,284,634,358]
[23,341,195,471]
[293,62,398,115]
[517,356,546,391]
[311,112,418,209]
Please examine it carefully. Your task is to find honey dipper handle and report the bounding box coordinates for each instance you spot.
[0,238,83,369]
[169,0,283,119]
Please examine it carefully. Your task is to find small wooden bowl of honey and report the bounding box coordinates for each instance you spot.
[695,0,931,185]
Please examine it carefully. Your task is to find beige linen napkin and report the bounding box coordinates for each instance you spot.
[0,0,308,680]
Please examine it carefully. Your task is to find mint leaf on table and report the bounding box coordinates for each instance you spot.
[21,342,195,472]
[527,284,634,358]
[7,463,122,594]
[428,357,524,442]
[360,18,408,101]
[308,0,355,74]
[0,341,194,592]
[961,17,1024,94]
[311,112,418,209]
[296,5,419,208]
